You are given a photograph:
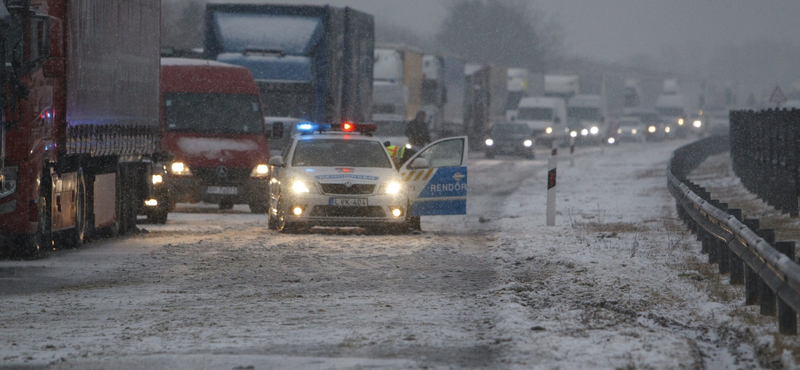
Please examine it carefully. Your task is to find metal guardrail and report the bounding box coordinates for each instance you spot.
[668,135,800,335]
[730,108,800,216]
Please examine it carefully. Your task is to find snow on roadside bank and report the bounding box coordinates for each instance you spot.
[483,141,777,369]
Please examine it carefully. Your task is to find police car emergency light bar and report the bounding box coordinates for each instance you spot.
[297,121,377,134]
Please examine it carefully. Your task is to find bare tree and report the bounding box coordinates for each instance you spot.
[436,0,562,71]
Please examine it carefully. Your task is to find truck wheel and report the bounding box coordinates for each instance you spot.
[219,199,234,210]
[17,194,52,259]
[147,203,169,224]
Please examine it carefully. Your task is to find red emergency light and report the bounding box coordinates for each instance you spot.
[334,122,377,134]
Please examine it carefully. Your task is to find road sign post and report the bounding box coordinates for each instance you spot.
[546,147,557,226]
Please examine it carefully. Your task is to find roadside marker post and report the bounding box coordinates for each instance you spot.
[546,146,557,226]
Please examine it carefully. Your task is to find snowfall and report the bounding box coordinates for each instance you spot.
[1,139,799,369]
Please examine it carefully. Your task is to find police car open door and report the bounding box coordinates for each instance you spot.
[400,137,468,216]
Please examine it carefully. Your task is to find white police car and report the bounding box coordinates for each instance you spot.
[267,122,468,233]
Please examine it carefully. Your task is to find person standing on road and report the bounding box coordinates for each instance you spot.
[405,110,430,148]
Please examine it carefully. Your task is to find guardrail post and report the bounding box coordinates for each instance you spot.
[728,209,744,285]
[744,219,760,305]
[717,203,730,274]
[758,228,776,316]
[776,241,797,335]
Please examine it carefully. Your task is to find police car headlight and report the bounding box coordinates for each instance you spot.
[291,180,311,194]
[384,181,403,195]
[485,139,494,146]
[171,162,192,176]
[523,140,533,147]
[250,164,269,178]
[405,143,412,149]
[590,126,599,135]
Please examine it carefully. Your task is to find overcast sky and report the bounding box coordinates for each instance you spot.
[234,0,800,64]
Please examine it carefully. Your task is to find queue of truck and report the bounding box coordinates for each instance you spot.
[0,1,719,256]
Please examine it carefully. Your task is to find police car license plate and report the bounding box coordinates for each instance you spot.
[207,186,238,195]
[330,198,368,207]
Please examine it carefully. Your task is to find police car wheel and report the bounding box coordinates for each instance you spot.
[276,200,299,234]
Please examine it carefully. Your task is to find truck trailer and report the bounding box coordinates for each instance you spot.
[0,0,162,257]
[372,43,423,147]
[204,4,374,126]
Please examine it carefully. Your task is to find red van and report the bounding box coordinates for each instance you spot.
[160,58,270,213]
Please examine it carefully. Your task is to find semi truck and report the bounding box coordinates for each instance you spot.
[655,79,689,138]
[372,43,423,147]
[0,0,162,257]
[204,4,374,125]
[422,54,445,138]
[505,68,529,118]
[160,58,270,214]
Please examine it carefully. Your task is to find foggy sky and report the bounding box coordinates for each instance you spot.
[225,0,800,64]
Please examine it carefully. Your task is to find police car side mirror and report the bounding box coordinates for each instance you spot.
[408,157,429,169]
[268,156,284,167]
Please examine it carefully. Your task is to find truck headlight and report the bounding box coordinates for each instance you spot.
[152,174,163,185]
[250,164,269,178]
[580,129,589,136]
[665,126,671,133]
[693,120,702,128]
[545,127,553,134]
[291,180,311,194]
[570,131,578,138]
[678,118,685,126]
[171,162,192,176]
[485,139,494,146]
[590,126,599,135]
[383,181,403,195]
[523,140,533,147]
[648,126,657,133]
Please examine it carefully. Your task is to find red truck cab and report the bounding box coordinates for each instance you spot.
[160,58,270,213]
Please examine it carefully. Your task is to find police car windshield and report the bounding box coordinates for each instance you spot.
[292,139,393,168]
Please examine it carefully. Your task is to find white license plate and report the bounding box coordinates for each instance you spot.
[330,198,368,207]
[207,186,238,195]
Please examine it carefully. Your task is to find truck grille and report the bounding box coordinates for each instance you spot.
[193,168,250,184]
[309,206,385,218]
[320,184,375,195]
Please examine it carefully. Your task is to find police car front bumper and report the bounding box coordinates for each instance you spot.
[282,193,407,227]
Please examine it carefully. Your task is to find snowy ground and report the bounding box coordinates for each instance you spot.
[1,140,798,369]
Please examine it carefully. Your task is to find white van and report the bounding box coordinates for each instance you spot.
[512,97,567,146]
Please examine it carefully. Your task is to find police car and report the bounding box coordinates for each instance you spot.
[267,122,468,233]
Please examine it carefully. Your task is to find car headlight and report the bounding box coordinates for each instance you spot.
[631,129,637,134]
[693,120,702,128]
[171,162,192,176]
[383,181,403,195]
[485,139,494,146]
[291,180,311,194]
[665,126,671,133]
[523,139,533,147]
[580,129,589,136]
[678,118,685,126]
[250,164,269,178]
[617,128,622,134]
[570,131,578,138]
[590,126,599,135]
[607,137,616,144]
[545,127,553,134]
[405,143,412,149]
[648,126,657,133]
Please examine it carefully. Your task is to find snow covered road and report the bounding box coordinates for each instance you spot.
[1,140,797,369]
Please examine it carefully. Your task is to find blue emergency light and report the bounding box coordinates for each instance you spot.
[296,122,331,133]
